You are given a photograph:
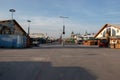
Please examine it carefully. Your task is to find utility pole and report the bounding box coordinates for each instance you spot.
[59,16,69,46]
[27,20,31,35]
[9,9,16,34]
[9,9,15,20]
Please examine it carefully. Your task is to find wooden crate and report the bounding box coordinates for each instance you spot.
[110,37,120,48]
[115,44,120,48]
[110,44,115,48]
[83,40,98,46]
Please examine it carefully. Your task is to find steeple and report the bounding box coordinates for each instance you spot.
[84,30,88,36]
[71,31,74,38]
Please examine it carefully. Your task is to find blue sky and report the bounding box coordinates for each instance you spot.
[0,0,120,38]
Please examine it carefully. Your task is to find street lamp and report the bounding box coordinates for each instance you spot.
[9,9,16,20]
[59,16,69,46]
[27,20,31,35]
[9,9,16,34]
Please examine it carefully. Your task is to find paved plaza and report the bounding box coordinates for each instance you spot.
[0,45,120,80]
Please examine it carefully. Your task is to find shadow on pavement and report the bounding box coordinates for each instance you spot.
[0,61,97,80]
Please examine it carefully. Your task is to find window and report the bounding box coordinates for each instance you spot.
[103,31,106,37]
[117,29,119,33]
[112,29,116,36]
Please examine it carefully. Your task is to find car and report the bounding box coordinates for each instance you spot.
[78,40,83,45]
[30,38,40,47]
[98,39,108,47]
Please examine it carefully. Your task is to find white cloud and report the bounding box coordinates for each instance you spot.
[19,16,89,37]
[0,12,98,38]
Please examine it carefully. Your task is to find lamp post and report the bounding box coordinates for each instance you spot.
[9,9,16,20]
[59,16,69,46]
[27,20,31,35]
[9,9,16,34]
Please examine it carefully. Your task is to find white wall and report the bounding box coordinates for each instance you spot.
[96,28,106,38]
[96,26,120,39]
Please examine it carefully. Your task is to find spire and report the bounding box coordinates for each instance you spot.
[71,31,74,35]
[84,30,88,36]
[71,31,74,38]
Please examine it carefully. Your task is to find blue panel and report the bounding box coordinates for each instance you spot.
[0,35,27,48]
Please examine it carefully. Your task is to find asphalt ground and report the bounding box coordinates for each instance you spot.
[0,45,120,80]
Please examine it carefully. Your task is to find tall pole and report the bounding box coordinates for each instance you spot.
[9,9,15,20]
[9,9,16,34]
[59,16,68,46]
[27,20,31,35]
